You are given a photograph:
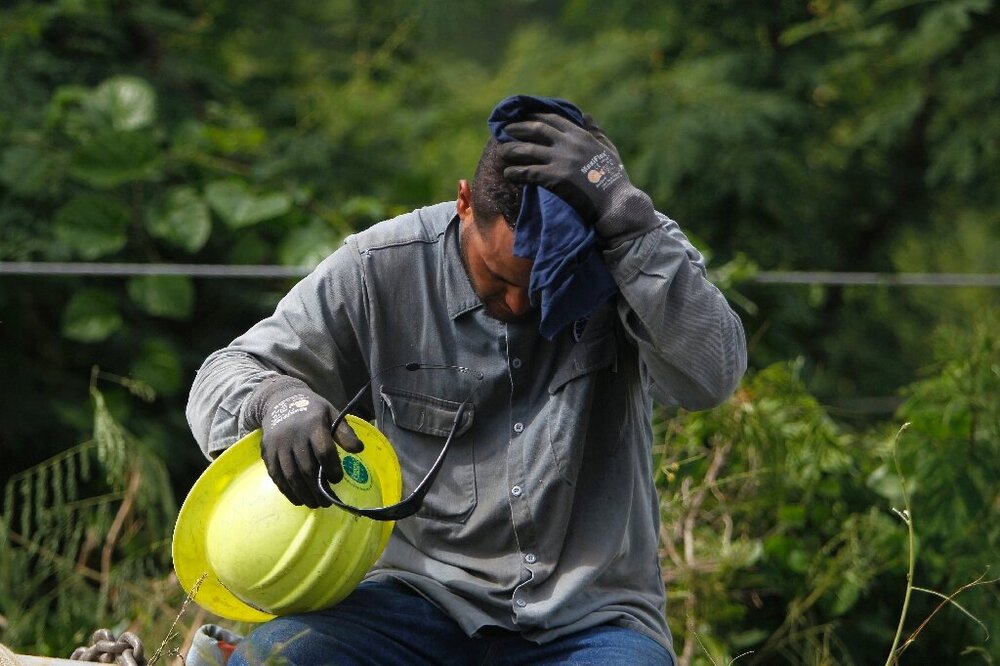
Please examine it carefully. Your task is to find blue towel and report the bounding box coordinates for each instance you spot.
[487,95,619,340]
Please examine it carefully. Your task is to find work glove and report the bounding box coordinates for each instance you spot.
[244,375,363,508]
[498,113,660,242]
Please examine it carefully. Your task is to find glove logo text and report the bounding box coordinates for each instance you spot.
[580,151,624,192]
[580,151,609,176]
[270,394,310,426]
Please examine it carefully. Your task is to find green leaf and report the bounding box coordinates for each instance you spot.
[730,629,770,650]
[145,187,212,253]
[62,289,122,342]
[277,218,338,267]
[0,145,57,197]
[777,504,807,528]
[763,534,793,560]
[54,193,130,259]
[830,579,863,616]
[127,275,194,319]
[227,231,270,264]
[203,124,267,154]
[340,196,387,222]
[787,548,810,574]
[205,180,291,228]
[90,76,157,131]
[69,130,162,188]
[129,338,182,396]
[865,463,905,504]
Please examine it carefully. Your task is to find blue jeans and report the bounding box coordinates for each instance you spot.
[229,580,674,665]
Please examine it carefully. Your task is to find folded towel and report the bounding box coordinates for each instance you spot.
[487,95,618,340]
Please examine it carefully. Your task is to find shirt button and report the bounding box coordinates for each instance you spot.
[511,485,522,497]
[513,422,524,433]
[515,599,527,608]
[511,357,522,369]
[524,553,537,564]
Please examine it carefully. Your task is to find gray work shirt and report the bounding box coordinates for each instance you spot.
[186,201,747,659]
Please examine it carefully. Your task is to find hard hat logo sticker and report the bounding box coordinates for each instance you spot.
[342,455,372,490]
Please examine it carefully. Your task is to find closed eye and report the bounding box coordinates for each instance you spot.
[490,270,527,288]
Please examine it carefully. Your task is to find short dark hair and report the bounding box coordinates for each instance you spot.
[471,136,521,231]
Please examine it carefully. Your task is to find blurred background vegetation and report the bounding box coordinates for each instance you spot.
[0,0,997,663]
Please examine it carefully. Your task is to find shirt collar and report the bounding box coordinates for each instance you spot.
[443,214,483,320]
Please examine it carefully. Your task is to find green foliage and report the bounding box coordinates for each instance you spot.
[2,0,997,465]
[0,1,997,662]
[144,186,212,253]
[61,289,123,342]
[53,193,130,260]
[0,375,179,657]
[659,308,999,664]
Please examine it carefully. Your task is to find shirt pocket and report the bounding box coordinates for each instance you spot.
[379,386,477,523]
[547,329,621,485]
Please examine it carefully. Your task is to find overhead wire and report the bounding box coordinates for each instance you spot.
[1,262,998,287]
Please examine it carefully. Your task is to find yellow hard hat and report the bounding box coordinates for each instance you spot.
[172,416,402,623]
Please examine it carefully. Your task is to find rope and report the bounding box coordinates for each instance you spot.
[70,630,145,666]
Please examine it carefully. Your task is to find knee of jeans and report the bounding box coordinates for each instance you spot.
[228,618,313,665]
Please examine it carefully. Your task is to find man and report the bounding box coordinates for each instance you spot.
[186,102,747,665]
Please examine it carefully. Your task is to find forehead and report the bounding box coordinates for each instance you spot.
[478,215,515,254]
[477,217,531,284]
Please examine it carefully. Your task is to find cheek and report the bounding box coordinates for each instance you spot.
[479,280,506,301]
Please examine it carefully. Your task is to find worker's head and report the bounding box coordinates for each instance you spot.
[457,136,534,323]
[471,137,521,232]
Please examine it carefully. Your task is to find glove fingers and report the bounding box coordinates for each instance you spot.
[582,113,600,132]
[503,164,563,189]
[583,113,618,156]
[331,410,364,454]
[528,112,582,133]
[502,165,532,185]
[262,450,294,505]
[290,439,330,509]
[497,140,551,166]
[270,446,308,506]
[500,118,562,145]
[509,113,598,145]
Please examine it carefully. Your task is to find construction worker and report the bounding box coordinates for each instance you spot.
[186,96,747,665]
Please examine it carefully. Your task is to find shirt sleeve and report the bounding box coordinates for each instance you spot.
[185,240,371,459]
[603,212,748,411]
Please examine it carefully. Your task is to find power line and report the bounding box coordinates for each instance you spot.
[0,262,999,287]
[0,262,308,278]
[749,271,1000,287]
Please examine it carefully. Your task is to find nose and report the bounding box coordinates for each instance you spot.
[505,287,531,315]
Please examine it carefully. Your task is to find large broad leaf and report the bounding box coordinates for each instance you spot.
[54,193,130,259]
[145,187,212,253]
[205,180,291,228]
[278,219,338,267]
[227,231,270,264]
[89,76,157,131]
[0,145,56,197]
[69,130,162,188]
[129,338,182,396]
[127,275,194,320]
[62,289,122,342]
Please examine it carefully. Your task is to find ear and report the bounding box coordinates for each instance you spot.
[456,179,473,224]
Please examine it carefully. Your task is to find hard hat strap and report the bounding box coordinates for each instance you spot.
[317,362,483,521]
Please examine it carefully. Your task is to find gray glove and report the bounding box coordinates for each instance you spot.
[245,375,363,508]
[498,113,660,242]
